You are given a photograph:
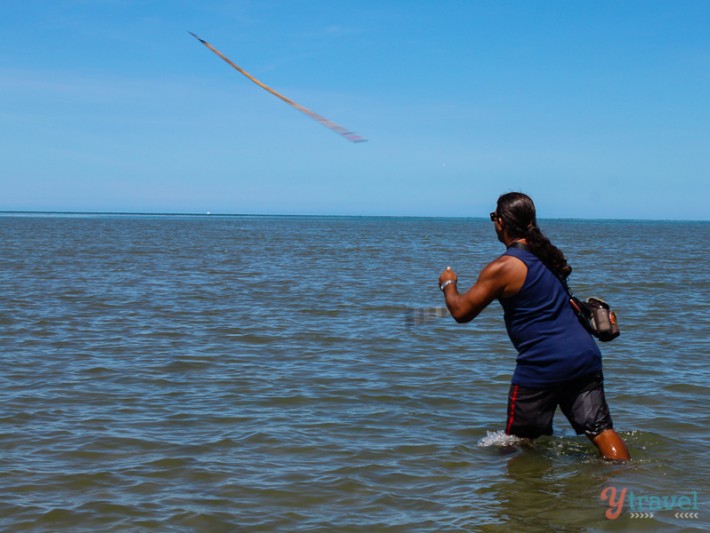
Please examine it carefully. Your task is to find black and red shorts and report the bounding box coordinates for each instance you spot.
[505,371,613,439]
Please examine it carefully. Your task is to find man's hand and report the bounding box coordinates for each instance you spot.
[438,266,457,286]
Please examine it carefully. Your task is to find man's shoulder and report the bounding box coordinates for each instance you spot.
[482,253,527,279]
[479,253,528,299]
[490,252,527,268]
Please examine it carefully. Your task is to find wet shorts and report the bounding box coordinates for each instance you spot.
[505,372,613,439]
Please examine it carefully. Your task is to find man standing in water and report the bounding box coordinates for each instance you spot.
[438,192,629,460]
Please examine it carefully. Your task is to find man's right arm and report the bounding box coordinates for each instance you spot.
[440,256,526,323]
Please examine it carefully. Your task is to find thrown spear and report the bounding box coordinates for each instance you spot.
[189,32,366,143]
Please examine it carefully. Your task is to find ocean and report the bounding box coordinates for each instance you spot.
[1,214,708,532]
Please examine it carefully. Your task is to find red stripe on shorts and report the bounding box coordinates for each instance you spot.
[506,385,519,435]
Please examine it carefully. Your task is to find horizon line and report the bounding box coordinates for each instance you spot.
[0,209,707,223]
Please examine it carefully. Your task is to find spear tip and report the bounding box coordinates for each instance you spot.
[187,31,206,44]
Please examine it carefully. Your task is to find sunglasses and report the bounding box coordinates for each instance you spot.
[489,211,498,221]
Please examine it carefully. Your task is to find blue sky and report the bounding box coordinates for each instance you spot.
[1,1,708,219]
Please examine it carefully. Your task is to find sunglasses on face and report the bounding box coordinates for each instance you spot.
[489,212,498,221]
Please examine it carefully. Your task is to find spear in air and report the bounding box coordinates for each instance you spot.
[188,32,366,143]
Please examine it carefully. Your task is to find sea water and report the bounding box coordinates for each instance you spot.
[0,214,708,531]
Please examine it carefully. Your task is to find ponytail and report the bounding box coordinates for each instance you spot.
[525,225,572,280]
[496,192,572,280]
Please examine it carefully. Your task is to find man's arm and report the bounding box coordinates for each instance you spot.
[438,256,527,323]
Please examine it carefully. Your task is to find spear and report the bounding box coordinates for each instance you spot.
[188,32,366,143]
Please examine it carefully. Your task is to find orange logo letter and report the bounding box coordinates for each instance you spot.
[601,486,627,520]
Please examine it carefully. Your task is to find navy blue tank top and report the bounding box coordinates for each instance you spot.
[500,245,602,387]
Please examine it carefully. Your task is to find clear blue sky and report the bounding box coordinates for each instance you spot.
[1,1,708,219]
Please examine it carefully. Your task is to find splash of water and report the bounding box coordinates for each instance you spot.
[477,430,529,448]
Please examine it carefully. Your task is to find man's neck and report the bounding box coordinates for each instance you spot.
[505,236,528,247]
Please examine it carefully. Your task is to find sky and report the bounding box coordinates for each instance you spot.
[1,1,709,220]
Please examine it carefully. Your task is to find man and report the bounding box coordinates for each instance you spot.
[438,192,629,460]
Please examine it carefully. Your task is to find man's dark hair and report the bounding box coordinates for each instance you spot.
[496,192,572,280]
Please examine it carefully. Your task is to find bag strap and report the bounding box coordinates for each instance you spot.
[507,242,618,340]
